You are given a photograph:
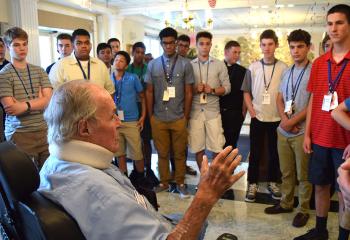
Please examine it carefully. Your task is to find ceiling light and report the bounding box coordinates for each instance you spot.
[251,6,259,9]
[275,4,284,8]
[261,5,269,9]
[287,4,295,7]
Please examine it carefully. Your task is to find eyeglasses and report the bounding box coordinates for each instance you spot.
[161,41,176,46]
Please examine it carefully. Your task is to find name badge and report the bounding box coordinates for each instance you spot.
[163,90,169,101]
[322,93,332,112]
[167,87,175,98]
[200,92,207,104]
[330,91,338,110]
[117,110,124,121]
[262,93,271,105]
[284,100,293,113]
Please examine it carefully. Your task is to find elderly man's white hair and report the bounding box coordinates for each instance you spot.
[44,80,101,145]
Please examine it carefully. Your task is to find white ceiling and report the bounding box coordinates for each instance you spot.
[45,0,347,32]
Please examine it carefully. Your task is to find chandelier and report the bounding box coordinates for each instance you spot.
[164,0,214,32]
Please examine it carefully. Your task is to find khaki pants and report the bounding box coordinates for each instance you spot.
[7,129,49,170]
[151,116,187,185]
[277,131,312,213]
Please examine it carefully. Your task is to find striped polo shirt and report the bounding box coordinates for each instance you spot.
[0,63,52,139]
[308,50,350,149]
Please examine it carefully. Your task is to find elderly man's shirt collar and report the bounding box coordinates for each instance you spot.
[49,140,113,169]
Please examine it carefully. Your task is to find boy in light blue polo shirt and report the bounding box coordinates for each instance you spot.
[112,51,146,179]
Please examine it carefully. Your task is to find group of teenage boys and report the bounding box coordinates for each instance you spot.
[0,3,350,239]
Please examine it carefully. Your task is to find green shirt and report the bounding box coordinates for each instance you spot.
[126,63,148,89]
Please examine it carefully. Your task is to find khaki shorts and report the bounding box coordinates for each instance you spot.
[188,112,225,153]
[115,121,143,160]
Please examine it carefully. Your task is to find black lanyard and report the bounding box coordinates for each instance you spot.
[112,72,124,108]
[76,56,90,80]
[328,59,348,93]
[286,61,309,102]
[130,64,146,81]
[161,55,178,85]
[261,59,277,92]
[198,59,210,84]
[11,64,35,99]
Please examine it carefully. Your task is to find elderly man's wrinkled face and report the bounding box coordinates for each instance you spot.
[88,89,120,153]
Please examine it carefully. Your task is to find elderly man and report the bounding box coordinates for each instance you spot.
[39,80,244,240]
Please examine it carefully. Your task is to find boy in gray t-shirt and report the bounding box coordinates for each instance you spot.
[264,29,312,228]
[0,27,52,168]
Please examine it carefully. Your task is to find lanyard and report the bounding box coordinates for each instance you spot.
[112,72,124,107]
[161,55,178,85]
[328,59,348,93]
[198,60,210,84]
[11,64,35,99]
[76,56,90,80]
[286,61,309,102]
[130,63,146,81]
[261,59,277,92]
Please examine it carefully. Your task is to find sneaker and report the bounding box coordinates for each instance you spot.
[177,184,190,199]
[292,212,310,228]
[293,228,328,240]
[264,204,293,214]
[268,182,282,200]
[245,183,258,202]
[154,183,169,193]
[186,165,197,175]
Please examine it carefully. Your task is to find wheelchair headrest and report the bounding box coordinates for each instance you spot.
[0,142,40,202]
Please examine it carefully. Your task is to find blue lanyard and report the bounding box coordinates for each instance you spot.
[328,59,348,93]
[11,63,35,99]
[261,59,277,92]
[161,54,178,85]
[113,72,124,108]
[286,61,309,102]
[198,60,210,84]
[75,56,90,80]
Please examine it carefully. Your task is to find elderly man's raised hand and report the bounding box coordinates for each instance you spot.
[197,146,245,204]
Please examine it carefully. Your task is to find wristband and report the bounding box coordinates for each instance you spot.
[25,101,31,113]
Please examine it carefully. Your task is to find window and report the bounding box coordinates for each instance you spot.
[144,35,162,58]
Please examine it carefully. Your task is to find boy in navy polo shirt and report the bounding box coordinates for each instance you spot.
[112,51,146,179]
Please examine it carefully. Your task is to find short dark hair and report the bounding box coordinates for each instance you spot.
[196,31,213,42]
[159,27,177,40]
[224,40,240,50]
[115,51,131,65]
[322,34,331,50]
[260,29,278,45]
[287,29,311,46]
[177,34,190,43]
[72,29,90,42]
[132,42,146,53]
[0,37,3,44]
[97,43,111,55]
[107,38,120,45]
[327,4,350,23]
[3,27,28,46]
[57,33,72,42]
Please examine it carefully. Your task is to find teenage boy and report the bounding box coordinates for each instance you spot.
[97,42,113,73]
[126,42,158,185]
[46,33,73,74]
[145,27,194,198]
[177,34,191,58]
[108,38,121,59]
[188,31,230,172]
[221,40,247,149]
[0,37,10,142]
[0,27,52,168]
[49,29,114,95]
[241,29,288,202]
[112,51,146,180]
[264,29,312,228]
[296,4,350,240]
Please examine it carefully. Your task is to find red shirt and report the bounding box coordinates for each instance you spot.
[307,50,350,149]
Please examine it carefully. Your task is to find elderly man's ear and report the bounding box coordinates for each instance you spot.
[77,119,90,137]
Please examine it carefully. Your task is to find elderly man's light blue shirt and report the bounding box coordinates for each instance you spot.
[39,140,172,240]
